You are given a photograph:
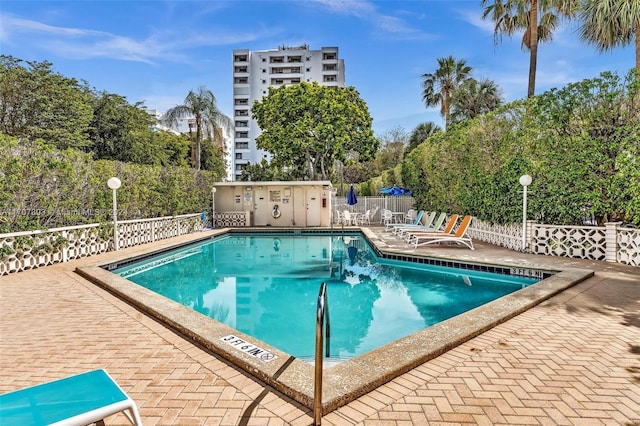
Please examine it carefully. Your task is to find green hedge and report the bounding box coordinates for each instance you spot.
[364,70,639,226]
[0,136,218,232]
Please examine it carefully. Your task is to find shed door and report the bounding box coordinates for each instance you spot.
[254,188,269,226]
[293,187,306,226]
[306,189,321,226]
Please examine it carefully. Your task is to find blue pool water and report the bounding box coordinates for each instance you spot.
[114,233,539,361]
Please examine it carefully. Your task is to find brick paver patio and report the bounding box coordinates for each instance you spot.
[1,229,638,425]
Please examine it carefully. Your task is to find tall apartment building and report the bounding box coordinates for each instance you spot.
[231,45,345,181]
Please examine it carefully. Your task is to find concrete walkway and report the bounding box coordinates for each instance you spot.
[1,228,638,425]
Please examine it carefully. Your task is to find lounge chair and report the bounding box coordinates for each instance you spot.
[392,211,436,235]
[410,215,474,249]
[385,210,424,232]
[393,211,445,239]
[407,214,458,242]
[0,369,143,426]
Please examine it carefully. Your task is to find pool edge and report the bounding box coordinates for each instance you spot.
[74,229,594,414]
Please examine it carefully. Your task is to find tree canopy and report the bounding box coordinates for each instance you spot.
[405,122,441,155]
[0,55,225,175]
[450,78,503,123]
[251,81,378,180]
[421,56,472,129]
[481,0,577,97]
[367,70,639,226]
[0,55,93,149]
[578,0,640,70]
[163,86,231,170]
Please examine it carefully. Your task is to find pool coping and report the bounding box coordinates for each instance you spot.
[75,227,594,414]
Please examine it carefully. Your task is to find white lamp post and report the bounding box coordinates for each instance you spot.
[519,174,532,251]
[107,177,121,251]
[211,187,217,229]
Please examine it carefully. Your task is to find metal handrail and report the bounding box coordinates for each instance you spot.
[314,282,330,425]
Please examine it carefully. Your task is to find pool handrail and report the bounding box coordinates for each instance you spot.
[314,281,330,425]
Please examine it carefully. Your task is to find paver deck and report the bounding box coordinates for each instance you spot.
[1,227,638,425]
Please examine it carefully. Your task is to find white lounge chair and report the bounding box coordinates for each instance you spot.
[397,212,449,241]
[0,369,143,426]
[411,215,474,250]
[392,211,438,237]
[407,214,458,242]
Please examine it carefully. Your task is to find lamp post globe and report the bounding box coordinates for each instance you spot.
[107,177,121,190]
[519,174,532,187]
[107,177,121,250]
[519,174,532,251]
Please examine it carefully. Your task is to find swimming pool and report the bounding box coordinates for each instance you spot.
[77,228,590,413]
[113,233,538,361]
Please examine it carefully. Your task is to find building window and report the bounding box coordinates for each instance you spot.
[234,66,247,73]
[323,53,337,60]
[270,56,284,63]
[235,110,248,116]
[234,77,248,84]
[234,98,248,105]
[235,142,248,149]
[235,153,243,159]
[234,55,248,62]
[235,131,248,138]
[235,121,248,127]
[323,75,337,82]
[323,64,336,71]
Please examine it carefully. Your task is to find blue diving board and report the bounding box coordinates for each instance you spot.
[0,369,142,425]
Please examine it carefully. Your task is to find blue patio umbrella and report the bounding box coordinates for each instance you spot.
[379,185,413,196]
[346,185,358,206]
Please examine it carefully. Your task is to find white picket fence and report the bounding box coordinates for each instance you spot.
[332,195,415,223]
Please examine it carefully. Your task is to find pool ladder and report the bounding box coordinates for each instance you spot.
[314,282,330,425]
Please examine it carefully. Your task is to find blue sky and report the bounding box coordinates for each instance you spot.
[0,0,634,135]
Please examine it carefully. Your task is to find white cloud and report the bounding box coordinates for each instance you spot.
[0,13,278,64]
[307,0,434,40]
[456,8,494,33]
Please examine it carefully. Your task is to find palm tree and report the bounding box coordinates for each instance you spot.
[578,0,640,70]
[164,86,231,170]
[405,122,441,155]
[451,78,503,123]
[421,56,472,129]
[481,0,577,98]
